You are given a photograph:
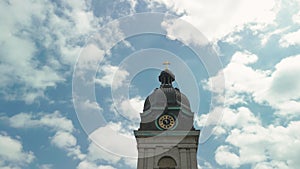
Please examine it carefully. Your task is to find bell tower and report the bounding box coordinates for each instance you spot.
[134,66,200,169]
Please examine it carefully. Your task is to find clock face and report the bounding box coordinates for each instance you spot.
[158,114,176,129]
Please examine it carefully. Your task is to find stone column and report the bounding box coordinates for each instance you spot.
[137,148,145,169]
[179,148,187,169]
[146,148,155,169]
[190,148,197,169]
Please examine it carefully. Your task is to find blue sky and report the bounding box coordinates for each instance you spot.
[1,0,300,169]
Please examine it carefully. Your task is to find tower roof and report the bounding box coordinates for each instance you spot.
[143,69,191,112]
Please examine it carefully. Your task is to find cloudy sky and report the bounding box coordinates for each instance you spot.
[1,0,300,169]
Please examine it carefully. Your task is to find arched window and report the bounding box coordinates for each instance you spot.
[158,156,177,169]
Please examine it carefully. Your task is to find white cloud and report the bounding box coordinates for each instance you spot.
[215,145,240,168]
[198,161,213,169]
[123,157,138,168]
[81,100,103,113]
[51,131,85,160]
[148,0,278,40]
[77,160,116,169]
[269,55,300,99]
[0,0,98,103]
[222,55,269,96]
[218,121,300,169]
[111,96,144,121]
[77,44,105,72]
[86,142,121,164]
[161,17,209,46]
[201,52,300,168]
[76,122,138,169]
[221,107,260,129]
[265,55,300,116]
[205,51,300,117]
[280,29,300,47]
[258,27,290,46]
[95,65,129,89]
[209,106,300,168]
[196,106,259,126]
[200,89,300,168]
[72,20,126,84]
[292,10,300,24]
[39,164,53,169]
[223,33,242,45]
[2,111,85,160]
[76,138,125,169]
[230,51,258,65]
[226,128,268,164]
[204,51,271,106]
[275,101,300,116]
[253,161,289,169]
[196,106,260,140]
[0,134,34,169]
[6,111,74,132]
[89,122,137,158]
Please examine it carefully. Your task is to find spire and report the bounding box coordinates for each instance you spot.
[163,61,171,69]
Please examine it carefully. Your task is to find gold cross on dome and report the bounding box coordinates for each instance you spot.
[163,61,171,69]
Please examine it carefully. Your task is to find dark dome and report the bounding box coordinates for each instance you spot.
[143,87,191,111]
[143,69,191,112]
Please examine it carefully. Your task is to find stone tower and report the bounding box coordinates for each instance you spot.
[134,68,200,169]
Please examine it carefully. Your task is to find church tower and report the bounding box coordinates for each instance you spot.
[134,66,200,169]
